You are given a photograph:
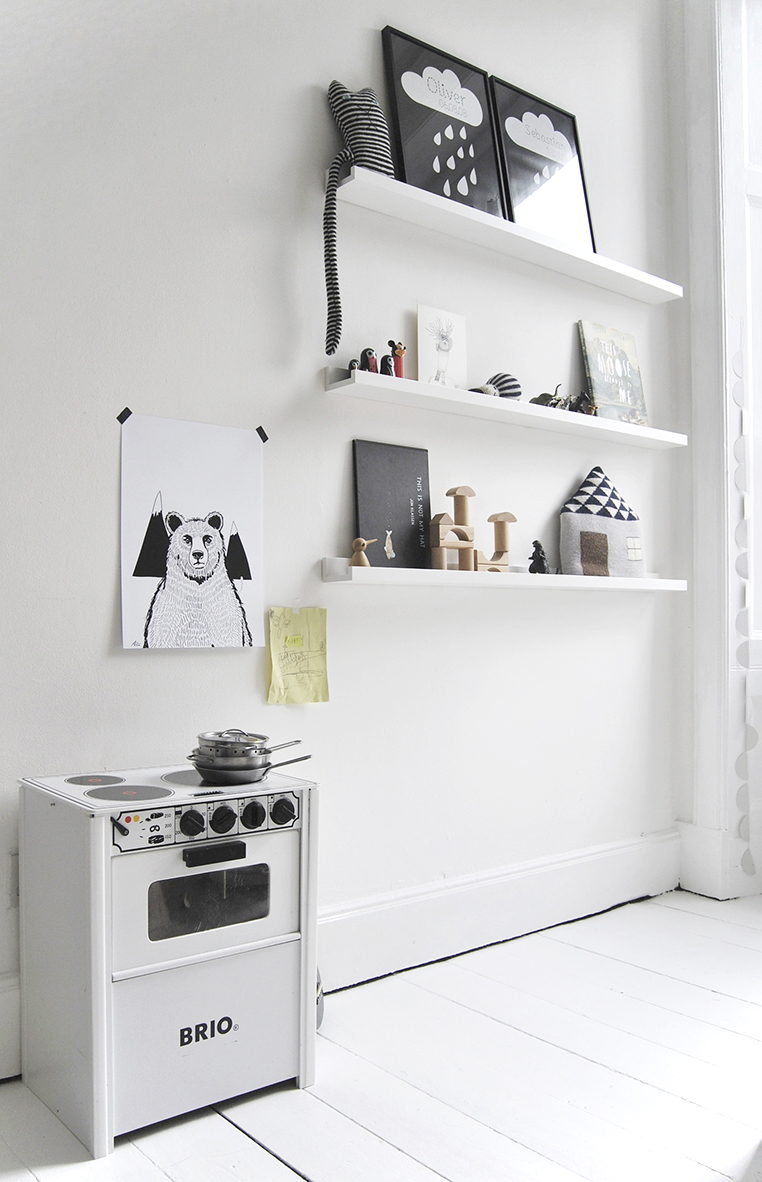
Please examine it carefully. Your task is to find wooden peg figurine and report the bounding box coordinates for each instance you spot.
[359,348,378,373]
[389,341,406,378]
[349,537,377,567]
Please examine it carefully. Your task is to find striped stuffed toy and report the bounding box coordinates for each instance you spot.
[324,81,395,355]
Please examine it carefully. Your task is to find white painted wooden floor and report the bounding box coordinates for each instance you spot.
[4,889,762,1180]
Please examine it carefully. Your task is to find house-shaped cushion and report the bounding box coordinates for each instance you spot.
[560,466,644,577]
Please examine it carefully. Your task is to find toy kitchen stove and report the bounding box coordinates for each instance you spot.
[19,763,318,1158]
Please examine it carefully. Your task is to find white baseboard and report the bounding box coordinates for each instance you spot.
[677,821,759,899]
[0,973,20,1079]
[318,829,681,991]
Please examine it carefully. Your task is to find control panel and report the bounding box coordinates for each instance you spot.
[111,792,300,853]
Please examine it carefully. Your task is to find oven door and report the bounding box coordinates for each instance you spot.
[112,829,300,975]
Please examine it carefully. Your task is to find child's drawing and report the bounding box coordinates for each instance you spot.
[417,304,467,388]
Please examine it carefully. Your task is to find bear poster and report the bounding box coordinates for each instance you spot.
[120,413,264,649]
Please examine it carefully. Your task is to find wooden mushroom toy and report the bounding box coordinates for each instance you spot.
[475,511,518,573]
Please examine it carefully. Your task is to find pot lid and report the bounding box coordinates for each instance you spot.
[197,729,269,747]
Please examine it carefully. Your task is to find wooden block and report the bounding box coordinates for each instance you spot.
[488,512,517,553]
[475,551,510,572]
[446,486,476,527]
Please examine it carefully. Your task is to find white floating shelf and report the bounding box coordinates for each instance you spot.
[338,168,683,305]
[325,369,687,450]
[322,558,687,592]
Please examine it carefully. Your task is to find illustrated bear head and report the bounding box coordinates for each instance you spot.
[164,511,226,583]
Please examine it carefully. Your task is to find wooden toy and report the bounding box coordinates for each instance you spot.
[430,486,476,570]
[359,348,378,373]
[389,341,406,378]
[430,486,517,574]
[349,537,377,566]
[475,511,517,572]
[380,354,395,376]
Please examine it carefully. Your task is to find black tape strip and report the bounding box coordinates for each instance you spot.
[117,407,133,424]
[256,425,268,443]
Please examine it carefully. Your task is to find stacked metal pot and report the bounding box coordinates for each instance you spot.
[187,729,311,786]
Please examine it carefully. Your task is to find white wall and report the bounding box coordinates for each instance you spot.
[0,0,691,1039]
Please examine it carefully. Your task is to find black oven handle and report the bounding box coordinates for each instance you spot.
[182,840,246,868]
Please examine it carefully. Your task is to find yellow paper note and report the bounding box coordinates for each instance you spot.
[268,608,329,704]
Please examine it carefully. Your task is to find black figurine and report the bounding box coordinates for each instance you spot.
[348,358,360,372]
[530,383,565,409]
[359,347,378,373]
[567,389,596,415]
[528,540,550,574]
[379,353,395,376]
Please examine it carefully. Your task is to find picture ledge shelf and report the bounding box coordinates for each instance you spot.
[321,558,687,592]
[337,168,683,304]
[325,369,688,450]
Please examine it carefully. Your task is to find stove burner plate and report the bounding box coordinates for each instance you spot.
[162,769,206,787]
[85,784,174,802]
[66,774,125,787]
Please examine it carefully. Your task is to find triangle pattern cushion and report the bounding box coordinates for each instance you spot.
[560,466,639,521]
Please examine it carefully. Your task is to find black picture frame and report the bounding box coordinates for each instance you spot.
[382,26,505,219]
[489,77,595,252]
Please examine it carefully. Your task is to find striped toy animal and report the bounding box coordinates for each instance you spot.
[324,81,395,355]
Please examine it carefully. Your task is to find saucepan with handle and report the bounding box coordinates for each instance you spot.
[196,729,301,765]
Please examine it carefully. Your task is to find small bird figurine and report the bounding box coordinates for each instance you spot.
[359,347,378,373]
[349,537,377,567]
[380,354,395,376]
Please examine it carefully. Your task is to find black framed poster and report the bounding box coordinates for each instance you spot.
[489,77,595,252]
[382,26,505,218]
[353,439,431,569]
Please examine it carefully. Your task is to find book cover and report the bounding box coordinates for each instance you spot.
[577,320,648,426]
[353,440,431,568]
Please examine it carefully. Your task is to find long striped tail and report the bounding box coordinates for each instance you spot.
[324,147,352,356]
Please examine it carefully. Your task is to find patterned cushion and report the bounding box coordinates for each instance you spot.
[560,467,644,577]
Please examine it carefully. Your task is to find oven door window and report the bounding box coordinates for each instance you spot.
[148,863,270,941]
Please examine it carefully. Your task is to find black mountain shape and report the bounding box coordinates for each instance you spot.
[225,523,252,581]
[132,493,169,577]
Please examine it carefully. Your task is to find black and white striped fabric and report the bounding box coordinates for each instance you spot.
[324,81,395,355]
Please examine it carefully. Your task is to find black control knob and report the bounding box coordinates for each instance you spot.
[210,805,237,834]
[270,796,296,826]
[179,808,205,837]
[241,800,266,830]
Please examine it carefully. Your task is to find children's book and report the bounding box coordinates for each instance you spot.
[353,440,431,568]
[578,320,648,425]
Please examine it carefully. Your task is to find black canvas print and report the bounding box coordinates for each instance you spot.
[382,27,504,218]
[490,77,595,252]
[353,440,431,568]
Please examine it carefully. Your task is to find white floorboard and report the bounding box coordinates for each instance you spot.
[307,1037,582,1182]
[222,1083,445,1182]
[2,891,762,1180]
[127,1108,301,1181]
